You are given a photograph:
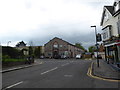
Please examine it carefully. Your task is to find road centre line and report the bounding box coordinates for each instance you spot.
[41,67,58,75]
[5,81,23,89]
[61,63,70,66]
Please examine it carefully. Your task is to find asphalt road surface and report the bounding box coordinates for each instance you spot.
[2,59,119,88]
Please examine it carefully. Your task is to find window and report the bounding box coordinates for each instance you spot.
[104,12,109,21]
[102,26,111,41]
[117,20,120,34]
[53,42,58,48]
[115,2,119,12]
[60,45,63,48]
[64,45,66,48]
[53,45,58,48]
[48,53,51,56]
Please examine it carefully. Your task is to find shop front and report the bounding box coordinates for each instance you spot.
[105,41,120,66]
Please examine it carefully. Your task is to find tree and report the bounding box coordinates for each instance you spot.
[34,46,41,58]
[75,43,85,50]
[29,46,33,56]
[88,46,96,53]
[28,40,34,56]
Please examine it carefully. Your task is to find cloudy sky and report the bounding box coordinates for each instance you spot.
[0,0,114,49]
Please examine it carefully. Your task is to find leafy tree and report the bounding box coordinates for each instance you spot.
[88,46,96,53]
[28,40,34,55]
[75,43,85,50]
[34,46,41,58]
[29,46,33,56]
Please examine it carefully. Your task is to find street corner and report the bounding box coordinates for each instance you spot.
[87,62,120,82]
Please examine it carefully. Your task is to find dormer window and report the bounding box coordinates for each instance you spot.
[114,1,120,12]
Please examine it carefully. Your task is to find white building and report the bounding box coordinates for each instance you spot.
[100,0,120,65]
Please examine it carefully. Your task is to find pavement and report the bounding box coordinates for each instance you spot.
[92,59,120,81]
[1,60,43,73]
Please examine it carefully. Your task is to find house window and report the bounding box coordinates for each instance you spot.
[64,45,66,48]
[53,42,58,48]
[104,12,109,21]
[102,26,111,41]
[115,2,119,12]
[48,53,51,56]
[117,20,120,34]
[60,45,63,48]
[53,45,58,48]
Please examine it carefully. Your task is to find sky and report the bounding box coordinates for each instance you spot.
[0,0,114,49]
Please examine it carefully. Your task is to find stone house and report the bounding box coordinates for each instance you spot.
[44,37,84,58]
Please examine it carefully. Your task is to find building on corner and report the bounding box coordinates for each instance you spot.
[100,0,120,66]
[44,37,85,59]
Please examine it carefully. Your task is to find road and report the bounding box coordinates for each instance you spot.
[2,59,119,88]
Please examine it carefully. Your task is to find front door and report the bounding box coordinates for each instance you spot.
[53,50,59,59]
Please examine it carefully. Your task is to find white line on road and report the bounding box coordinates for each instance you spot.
[61,63,69,66]
[5,81,23,89]
[64,75,73,77]
[41,67,58,75]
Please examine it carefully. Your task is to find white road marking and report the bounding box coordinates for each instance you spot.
[41,67,58,75]
[61,63,69,66]
[64,75,73,77]
[5,81,23,89]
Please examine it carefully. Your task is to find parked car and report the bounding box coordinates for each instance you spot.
[40,55,44,59]
[61,55,67,59]
[76,54,82,59]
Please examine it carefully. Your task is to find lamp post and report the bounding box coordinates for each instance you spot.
[7,41,11,47]
[91,25,99,67]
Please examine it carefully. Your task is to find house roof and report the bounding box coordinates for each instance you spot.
[44,37,85,51]
[105,6,114,15]
[100,3,120,26]
[113,9,120,16]
[100,6,114,26]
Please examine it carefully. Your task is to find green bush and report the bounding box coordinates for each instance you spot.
[2,46,24,59]
[2,58,26,62]
[2,55,10,60]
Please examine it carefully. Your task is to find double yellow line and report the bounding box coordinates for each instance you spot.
[87,62,120,82]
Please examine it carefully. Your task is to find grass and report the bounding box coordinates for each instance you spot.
[2,59,26,62]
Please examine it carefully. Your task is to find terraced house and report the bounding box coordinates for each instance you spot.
[100,0,120,67]
[44,37,84,59]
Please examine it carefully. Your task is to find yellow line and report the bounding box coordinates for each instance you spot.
[87,62,120,82]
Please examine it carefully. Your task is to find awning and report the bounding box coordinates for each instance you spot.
[116,43,120,46]
[105,42,120,47]
[105,43,117,47]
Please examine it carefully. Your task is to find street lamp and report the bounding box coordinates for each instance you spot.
[7,41,11,47]
[91,25,99,67]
